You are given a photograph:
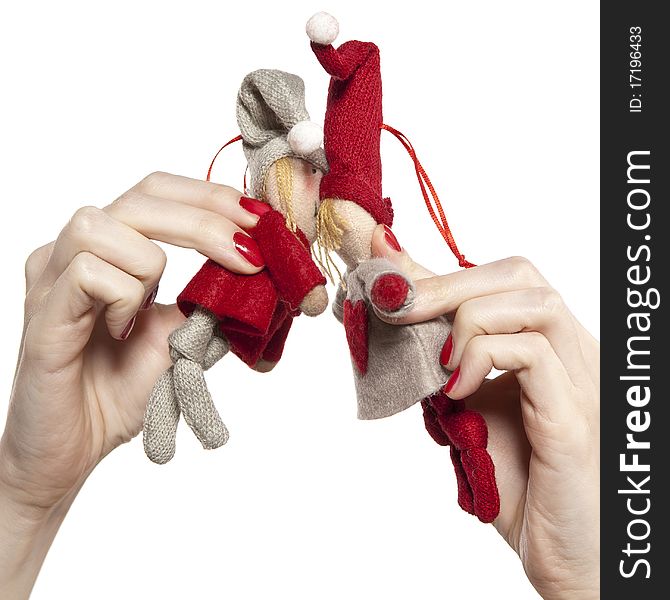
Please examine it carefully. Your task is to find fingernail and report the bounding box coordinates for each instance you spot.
[384,225,402,252]
[233,232,265,267]
[440,334,453,366]
[444,366,460,396]
[120,315,137,340]
[239,196,271,218]
[141,285,159,309]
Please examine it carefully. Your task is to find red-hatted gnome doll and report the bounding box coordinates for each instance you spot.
[306,13,500,522]
[143,69,328,464]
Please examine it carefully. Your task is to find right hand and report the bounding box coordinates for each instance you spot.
[370,225,600,599]
[0,172,265,511]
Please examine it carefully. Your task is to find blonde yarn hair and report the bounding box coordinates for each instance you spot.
[315,197,348,284]
[272,157,296,232]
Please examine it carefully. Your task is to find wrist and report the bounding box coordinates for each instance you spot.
[0,428,91,511]
[0,436,86,597]
[0,457,78,598]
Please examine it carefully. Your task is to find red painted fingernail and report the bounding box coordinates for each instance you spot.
[239,196,271,218]
[233,232,265,267]
[383,225,402,252]
[120,315,136,340]
[440,334,453,366]
[444,366,460,395]
[141,285,159,309]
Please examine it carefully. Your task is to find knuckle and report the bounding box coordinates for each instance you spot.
[531,286,564,314]
[506,255,539,282]
[193,214,227,248]
[466,334,488,358]
[134,245,167,281]
[453,299,478,331]
[24,244,51,281]
[203,182,238,206]
[522,331,552,363]
[111,190,143,216]
[68,206,105,239]
[150,245,168,274]
[69,251,99,282]
[138,171,169,194]
[24,248,41,273]
[128,277,147,307]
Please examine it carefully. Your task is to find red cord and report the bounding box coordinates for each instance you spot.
[205,135,245,189]
[381,124,475,269]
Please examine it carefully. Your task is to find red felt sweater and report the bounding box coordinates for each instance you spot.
[178,209,326,367]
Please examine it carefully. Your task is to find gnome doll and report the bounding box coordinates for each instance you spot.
[143,69,328,464]
[307,13,500,523]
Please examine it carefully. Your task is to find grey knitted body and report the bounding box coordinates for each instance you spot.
[237,69,328,197]
[333,258,452,420]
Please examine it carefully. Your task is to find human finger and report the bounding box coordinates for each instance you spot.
[443,287,588,385]
[104,191,265,273]
[38,206,165,300]
[129,171,260,229]
[375,256,550,324]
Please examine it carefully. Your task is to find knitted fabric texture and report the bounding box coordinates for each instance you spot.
[237,69,328,198]
[144,308,230,464]
[311,41,393,227]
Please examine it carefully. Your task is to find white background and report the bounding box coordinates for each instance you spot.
[0,1,599,598]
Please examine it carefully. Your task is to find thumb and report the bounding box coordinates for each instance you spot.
[370,224,436,280]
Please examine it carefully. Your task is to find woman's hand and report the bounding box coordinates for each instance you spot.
[371,226,600,600]
[0,172,264,597]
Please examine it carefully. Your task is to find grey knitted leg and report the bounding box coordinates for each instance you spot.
[173,357,229,449]
[144,368,181,464]
[169,308,230,450]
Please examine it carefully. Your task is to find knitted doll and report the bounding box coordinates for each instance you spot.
[306,13,500,523]
[143,69,328,464]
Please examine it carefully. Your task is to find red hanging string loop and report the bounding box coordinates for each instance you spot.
[205,135,247,191]
[381,124,475,269]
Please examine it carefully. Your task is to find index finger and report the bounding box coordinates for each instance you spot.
[378,256,549,324]
[122,171,258,230]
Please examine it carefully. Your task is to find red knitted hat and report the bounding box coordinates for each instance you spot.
[308,13,393,227]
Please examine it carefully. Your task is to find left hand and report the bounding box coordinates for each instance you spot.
[370,225,600,600]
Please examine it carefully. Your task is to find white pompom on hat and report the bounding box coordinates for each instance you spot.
[288,120,324,156]
[306,11,339,45]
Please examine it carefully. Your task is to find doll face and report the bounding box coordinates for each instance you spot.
[264,157,324,243]
[323,199,377,269]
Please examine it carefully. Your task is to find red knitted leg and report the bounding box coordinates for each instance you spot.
[438,408,500,523]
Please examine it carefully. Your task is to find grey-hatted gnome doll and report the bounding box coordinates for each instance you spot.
[143,69,329,464]
[306,13,500,522]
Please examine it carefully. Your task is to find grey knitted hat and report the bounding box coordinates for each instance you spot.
[236,69,328,198]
